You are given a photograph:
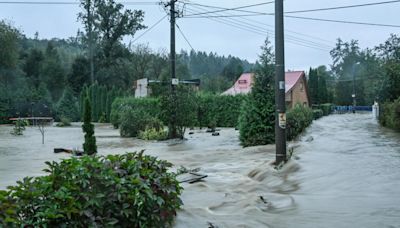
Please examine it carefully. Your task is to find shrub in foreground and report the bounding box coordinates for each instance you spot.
[0,152,183,227]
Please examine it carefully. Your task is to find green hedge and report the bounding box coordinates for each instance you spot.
[380,98,400,131]
[110,97,160,129]
[0,152,182,227]
[313,109,324,120]
[320,103,333,116]
[111,94,246,130]
[287,104,314,141]
[197,94,246,128]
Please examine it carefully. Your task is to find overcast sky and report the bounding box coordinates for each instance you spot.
[1,0,399,70]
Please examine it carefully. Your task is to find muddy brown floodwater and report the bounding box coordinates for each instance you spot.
[0,113,399,227]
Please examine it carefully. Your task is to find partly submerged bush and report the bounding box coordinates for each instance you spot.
[139,127,168,141]
[287,104,314,140]
[380,98,400,131]
[320,103,333,116]
[313,109,324,120]
[10,119,28,136]
[56,116,72,127]
[0,152,183,227]
[110,97,160,129]
[120,109,164,137]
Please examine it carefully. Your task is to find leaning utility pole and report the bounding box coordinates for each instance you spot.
[275,0,287,164]
[169,0,178,138]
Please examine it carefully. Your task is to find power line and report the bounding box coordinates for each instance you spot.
[184,6,332,52]
[176,23,194,50]
[185,5,333,50]
[284,0,400,14]
[286,15,400,28]
[182,0,400,16]
[183,1,333,46]
[0,1,159,5]
[183,1,274,17]
[132,14,167,43]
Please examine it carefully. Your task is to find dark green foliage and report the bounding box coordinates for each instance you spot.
[111,97,160,128]
[160,85,197,139]
[56,87,79,121]
[308,67,329,105]
[79,84,125,122]
[238,39,275,147]
[320,103,333,116]
[379,98,400,131]
[0,190,17,225]
[287,104,314,141]
[0,152,183,227]
[82,97,97,155]
[10,119,28,136]
[67,56,90,94]
[197,93,246,128]
[119,109,163,137]
[313,109,324,120]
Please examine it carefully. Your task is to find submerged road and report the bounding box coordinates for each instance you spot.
[275,113,400,228]
[0,114,399,227]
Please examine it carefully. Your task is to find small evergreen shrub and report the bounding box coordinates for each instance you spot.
[0,152,183,227]
[82,97,97,155]
[287,104,314,141]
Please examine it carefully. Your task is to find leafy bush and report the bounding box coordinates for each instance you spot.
[0,152,183,227]
[139,127,168,140]
[160,85,197,139]
[0,190,17,225]
[320,103,333,116]
[56,116,72,127]
[120,109,163,137]
[111,97,160,129]
[313,109,324,120]
[10,119,28,136]
[287,104,314,140]
[380,98,400,131]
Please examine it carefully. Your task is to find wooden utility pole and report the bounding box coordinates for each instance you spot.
[169,0,178,138]
[275,0,287,164]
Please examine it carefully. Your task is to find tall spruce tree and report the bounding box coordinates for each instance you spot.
[82,96,97,155]
[238,39,275,147]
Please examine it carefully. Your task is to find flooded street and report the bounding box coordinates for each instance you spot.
[0,113,400,227]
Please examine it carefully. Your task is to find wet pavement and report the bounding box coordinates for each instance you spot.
[0,113,399,227]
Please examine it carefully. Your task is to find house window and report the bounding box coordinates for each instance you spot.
[238,80,247,84]
[300,82,304,91]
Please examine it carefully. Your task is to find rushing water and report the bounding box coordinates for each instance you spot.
[0,114,399,227]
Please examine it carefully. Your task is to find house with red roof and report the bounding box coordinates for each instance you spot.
[222,71,310,108]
